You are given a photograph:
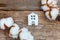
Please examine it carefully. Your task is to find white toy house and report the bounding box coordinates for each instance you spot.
[28,12,38,25]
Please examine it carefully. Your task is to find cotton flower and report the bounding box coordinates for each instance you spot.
[41,0,59,20]
[0,17,14,40]
[0,18,6,29]
[5,17,14,27]
[19,27,34,40]
[41,0,47,4]
[47,0,57,5]
[0,17,14,30]
[41,5,50,11]
[41,0,58,11]
[41,0,57,5]
[9,23,20,38]
[45,8,59,20]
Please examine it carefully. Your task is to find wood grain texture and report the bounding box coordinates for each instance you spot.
[0,0,59,11]
[0,0,60,40]
[0,11,60,40]
[0,0,41,10]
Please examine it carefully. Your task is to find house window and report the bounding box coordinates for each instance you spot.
[31,15,36,20]
[31,15,33,17]
[33,15,35,17]
[31,15,35,17]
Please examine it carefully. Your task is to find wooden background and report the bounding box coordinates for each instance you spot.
[0,0,40,11]
[0,0,59,11]
[0,0,60,40]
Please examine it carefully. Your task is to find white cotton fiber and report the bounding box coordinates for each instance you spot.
[0,17,14,30]
[41,0,59,20]
[41,0,57,5]
[9,23,20,38]
[41,5,50,11]
[5,17,14,27]
[48,0,57,5]
[41,0,58,11]
[0,18,6,30]
[45,8,59,20]
[41,0,46,4]
[19,27,34,40]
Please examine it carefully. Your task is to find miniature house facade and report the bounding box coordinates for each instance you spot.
[28,12,38,25]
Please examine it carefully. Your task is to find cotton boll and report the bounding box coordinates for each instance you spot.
[48,0,57,5]
[41,0,46,4]
[51,8,59,20]
[5,17,14,28]
[21,27,28,32]
[41,0,58,11]
[52,0,57,5]
[41,0,57,6]
[45,8,59,20]
[19,27,34,40]
[41,0,57,4]
[0,17,14,30]
[9,23,20,38]
[0,18,6,30]
[41,5,50,11]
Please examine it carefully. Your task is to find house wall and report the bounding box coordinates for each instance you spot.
[0,0,60,40]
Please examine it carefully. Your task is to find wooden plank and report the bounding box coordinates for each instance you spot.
[0,0,40,10]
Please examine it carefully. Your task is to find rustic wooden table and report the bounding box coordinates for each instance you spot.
[0,0,60,40]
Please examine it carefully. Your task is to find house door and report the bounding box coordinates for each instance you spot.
[32,21,35,25]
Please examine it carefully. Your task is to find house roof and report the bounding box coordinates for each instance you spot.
[28,12,38,16]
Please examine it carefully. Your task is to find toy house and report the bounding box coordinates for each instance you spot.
[28,12,38,25]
